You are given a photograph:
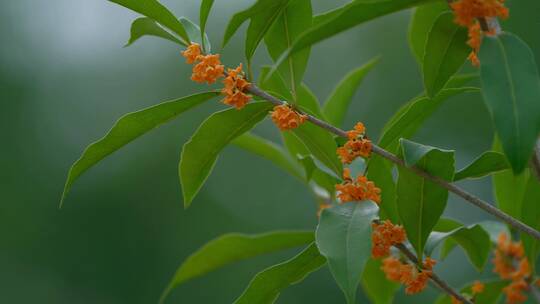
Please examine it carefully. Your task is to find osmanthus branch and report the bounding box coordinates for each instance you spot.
[530,138,540,182]
[246,84,540,241]
[393,243,472,304]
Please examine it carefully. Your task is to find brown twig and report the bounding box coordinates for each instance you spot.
[530,138,540,182]
[393,243,473,304]
[246,83,540,241]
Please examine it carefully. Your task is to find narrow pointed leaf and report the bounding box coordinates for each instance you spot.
[454,151,509,181]
[409,2,449,63]
[480,32,540,173]
[160,231,314,303]
[179,17,211,51]
[297,84,325,119]
[265,0,312,94]
[520,176,540,274]
[110,0,190,44]
[125,17,183,47]
[397,139,455,259]
[316,202,379,304]
[323,57,380,127]
[61,92,219,206]
[234,243,326,304]
[231,132,303,180]
[180,102,272,207]
[361,258,400,304]
[422,12,470,97]
[199,0,214,52]
[425,224,491,270]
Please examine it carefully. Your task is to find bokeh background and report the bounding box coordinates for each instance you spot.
[1,0,539,303]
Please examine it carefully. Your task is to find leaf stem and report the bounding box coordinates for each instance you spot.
[245,83,540,241]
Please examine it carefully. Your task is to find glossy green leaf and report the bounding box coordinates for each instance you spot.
[61,92,219,207]
[520,176,540,274]
[367,155,399,223]
[422,12,470,97]
[179,17,211,51]
[125,17,183,47]
[297,84,325,119]
[180,102,272,207]
[199,0,214,52]
[322,57,380,127]
[425,224,491,270]
[397,139,455,259]
[316,202,379,304]
[270,0,438,73]
[110,0,190,44]
[231,132,303,180]
[480,32,540,173]
[454,151,509,181]
[378,86,478,153]
[160,231,314,303]
[265,0,312,95]
[234,243,326,304]
[492,137,530,219]
[409,2,449,63]
[435,280,506,304]
[361,258,400,304]
[290,122,342,177]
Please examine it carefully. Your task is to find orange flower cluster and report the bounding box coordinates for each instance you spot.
[182,43,224,84]
[450,0,509,66]
[271,104,307,131]
[222,64,251,109]
[451,281,485,304]
[493,233,531,304]
[337,122,372,164]
[382,256,436,294]
[336,168,381,204]
[371,220,406,258]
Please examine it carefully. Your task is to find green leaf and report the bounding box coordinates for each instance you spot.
[290,122,342,177]
[61,92,219,207]
[180,102,272,207]
[480,32,540,173]
[409,2,449,63]
[322,57,380,127]
[454,151,509,181]
[265,0,312,95]
[231,132,304,180]
[234,243,326,304]
[378,86,478,153]
[397,139,455,259]
[422,12,470,97]
[367,155,399,223]
[435,280,506,304]
[316,202,379,304]
[520,176,540,274]
[160,231,314,303]
[125,17,183,47]
[270,0,438,73]
[199,0,214,52]
[179,17,211,51]
[425,224,491,270]
[110,0,190,44]
[492,137,530,219]
[361,258,400,304]
[478,220,510,244]
[297,84,326,119]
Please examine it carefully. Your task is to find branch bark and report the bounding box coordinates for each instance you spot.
[246,83,540,241]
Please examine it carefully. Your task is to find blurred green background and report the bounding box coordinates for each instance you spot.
[1,0,539,303]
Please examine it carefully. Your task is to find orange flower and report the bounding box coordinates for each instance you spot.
[451,297,462,304]
[181,43,202,64]
[471,280,485,294]
[371,220,406,258]
[493,233,529,280]
[221,64,252,109]
[336,168,381,203]
[271,104,307,130]
[191,54,224,84]
[337,122,372,164]
[450,0,509,66]
[381,256,435,295]
[503,280,528,304]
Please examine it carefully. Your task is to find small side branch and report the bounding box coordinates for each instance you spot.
[246,84,540,241]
